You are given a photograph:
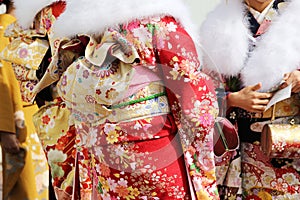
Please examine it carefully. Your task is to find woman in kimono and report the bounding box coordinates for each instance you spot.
[13,0,221,199]
[0,0,49,199]
[200,0,300,199]
[7,1,79,199]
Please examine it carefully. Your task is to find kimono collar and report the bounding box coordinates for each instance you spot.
[52,0,197,39]
[200,0,300,92]
[248,0,275,24]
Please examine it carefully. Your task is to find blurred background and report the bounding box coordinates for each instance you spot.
[186,0,220,26]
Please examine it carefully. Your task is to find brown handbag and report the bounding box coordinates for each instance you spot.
[261,104,300,158]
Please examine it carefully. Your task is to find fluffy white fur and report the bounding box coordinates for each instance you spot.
[12,0,196,38]
[200,0,300,92]
[13,0,202,63]
[52,0,197,40]
[242,0,300,91]
[13,0,56,29]
[200,0,250,76]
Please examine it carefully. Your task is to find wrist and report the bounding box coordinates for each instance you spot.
[227,92,238,108]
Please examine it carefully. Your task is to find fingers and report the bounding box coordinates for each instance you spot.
[283,73,290,81]
[2,140,20,154]
[249,83,272,98]
[4,146,20,154]
[249,105,267,113]
[250,83,262,91]
[244,83,272,98]
[0,133,21,154]
[282,71,300,91]
[284,79,292,88]
[281,79,298,92]
[254,99,270,105]
[291,73,300,93]
[254,92,273,99]
[247,99,269,112]
[292,84,300,93]
[279,81,288,89]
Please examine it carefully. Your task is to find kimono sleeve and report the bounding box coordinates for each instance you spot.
[0,62,23,134]
[154,17,219,199]
[0,68,15,133]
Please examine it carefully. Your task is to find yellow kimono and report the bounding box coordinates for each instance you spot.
[0,13,49,200]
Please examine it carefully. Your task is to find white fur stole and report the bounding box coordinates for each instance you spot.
[200,0,300,92]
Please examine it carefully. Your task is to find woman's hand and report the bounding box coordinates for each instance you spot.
[0,132,20,154]
[280,70,300,93]
[227,83,272,112]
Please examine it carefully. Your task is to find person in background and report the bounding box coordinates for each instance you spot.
[200,0,300,199]
[2,0,77,199]
[0,0,49,199]
[12,0,220,199]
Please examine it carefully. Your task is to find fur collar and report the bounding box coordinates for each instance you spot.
[13,0,200,59]
[13,0,196,38]
[13,0,58,29]
[200,0,300,92]
[52,0,197,39]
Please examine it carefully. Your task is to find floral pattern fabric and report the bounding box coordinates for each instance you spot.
[1,2,77,199]
[32,97,79,199]
[1,20,50,103]
[221,1,300,199]
[242,143,300,200]
[56,16,219,199]
[0,13,49,200]
[0,37,49,70]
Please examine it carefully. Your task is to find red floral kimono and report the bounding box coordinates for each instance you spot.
[11,0,220,199]
[53,15,219,199]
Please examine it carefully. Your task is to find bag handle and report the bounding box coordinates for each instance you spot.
[271,103,276,122]
[215,120,229,151]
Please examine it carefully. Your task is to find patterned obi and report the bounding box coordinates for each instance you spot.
[57,57,170,124]
[103,81,170,123]
[55,29,172,125]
